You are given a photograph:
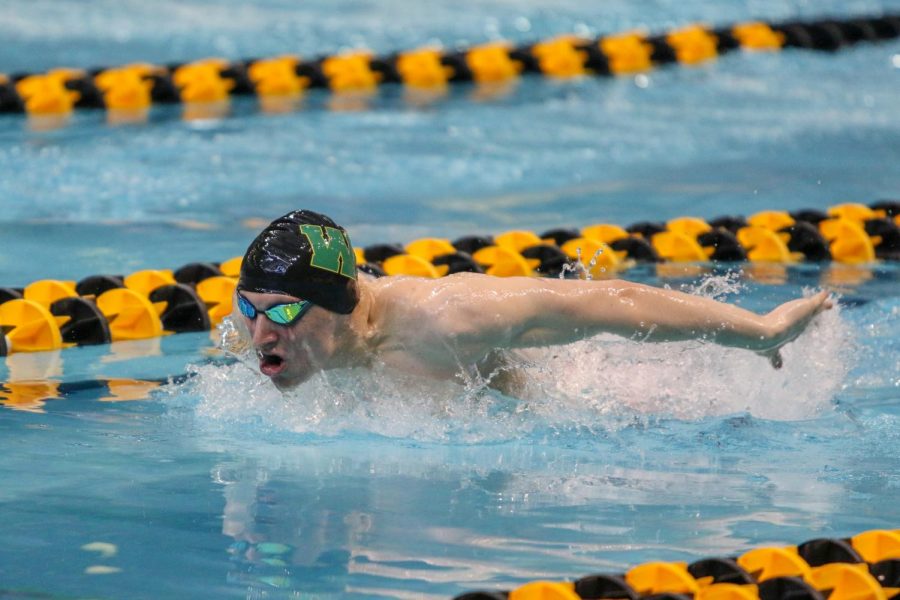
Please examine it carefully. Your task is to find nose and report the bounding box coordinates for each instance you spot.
[250,317,279,348]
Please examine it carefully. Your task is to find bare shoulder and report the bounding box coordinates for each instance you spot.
[365,273,524,334]
[368,272,502,300]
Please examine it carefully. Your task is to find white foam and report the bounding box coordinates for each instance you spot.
[170,277,852,442]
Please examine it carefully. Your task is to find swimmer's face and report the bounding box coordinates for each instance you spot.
[237,290,343,390]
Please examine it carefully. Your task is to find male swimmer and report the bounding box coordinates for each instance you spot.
[235,210,832,391]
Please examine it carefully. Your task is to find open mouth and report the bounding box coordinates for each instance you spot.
[258,352,286,376]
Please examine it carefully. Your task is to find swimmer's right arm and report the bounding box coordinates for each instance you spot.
[439,277,832,368]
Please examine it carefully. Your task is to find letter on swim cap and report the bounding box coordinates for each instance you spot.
[298,224,357,280]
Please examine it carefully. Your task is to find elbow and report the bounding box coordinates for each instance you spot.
[755,320,784,351]
[615,280,644,300]
[611,280,653,313]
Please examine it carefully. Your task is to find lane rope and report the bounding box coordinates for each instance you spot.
[1,14,898,121]
[0,201,896,356]
[454,528,900,600]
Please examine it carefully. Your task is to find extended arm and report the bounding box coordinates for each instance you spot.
[433,276,832,368]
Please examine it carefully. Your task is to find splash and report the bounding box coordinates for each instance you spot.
[517,303,849,422]
[170,276,852,442]
[682,269,744,299]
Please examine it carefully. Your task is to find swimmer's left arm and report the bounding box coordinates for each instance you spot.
[448,277,831,368]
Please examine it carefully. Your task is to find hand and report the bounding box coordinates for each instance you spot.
[756,290,833,369]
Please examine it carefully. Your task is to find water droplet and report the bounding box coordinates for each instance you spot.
[81,542,117,558]
[514,17,531,32]
[85,565,122,575]
[573,22,592,37]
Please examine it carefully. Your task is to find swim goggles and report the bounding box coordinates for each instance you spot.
[236,292,313,326]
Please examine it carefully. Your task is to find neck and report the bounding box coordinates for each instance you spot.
[326,278,375,369]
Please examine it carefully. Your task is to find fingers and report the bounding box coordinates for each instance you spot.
[759,291,832,366]
[756,348,783,369]
[782,291,832,324]
[769,349,783,370]
[811,290,833,311]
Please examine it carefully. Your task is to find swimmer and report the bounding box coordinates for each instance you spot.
[235,210,833,391]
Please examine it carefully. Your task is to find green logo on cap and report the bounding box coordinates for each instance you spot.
[298,224,357,280]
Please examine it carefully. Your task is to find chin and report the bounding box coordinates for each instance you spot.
[270,369,315,391]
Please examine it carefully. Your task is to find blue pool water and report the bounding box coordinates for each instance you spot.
[2,0,900,598]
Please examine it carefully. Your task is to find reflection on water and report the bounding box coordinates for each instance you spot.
[0,377,162,412]
[0,379,61,412]
[3,349,64,382]
[205,423,851,597]
[182,100,231,122]
[107,108,150,126]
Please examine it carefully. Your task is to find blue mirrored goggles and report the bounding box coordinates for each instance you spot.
[236,292,313,326]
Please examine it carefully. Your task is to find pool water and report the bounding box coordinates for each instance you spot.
[1,1,899,598]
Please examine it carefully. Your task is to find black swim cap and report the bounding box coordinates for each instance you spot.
[239,210,359,314]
